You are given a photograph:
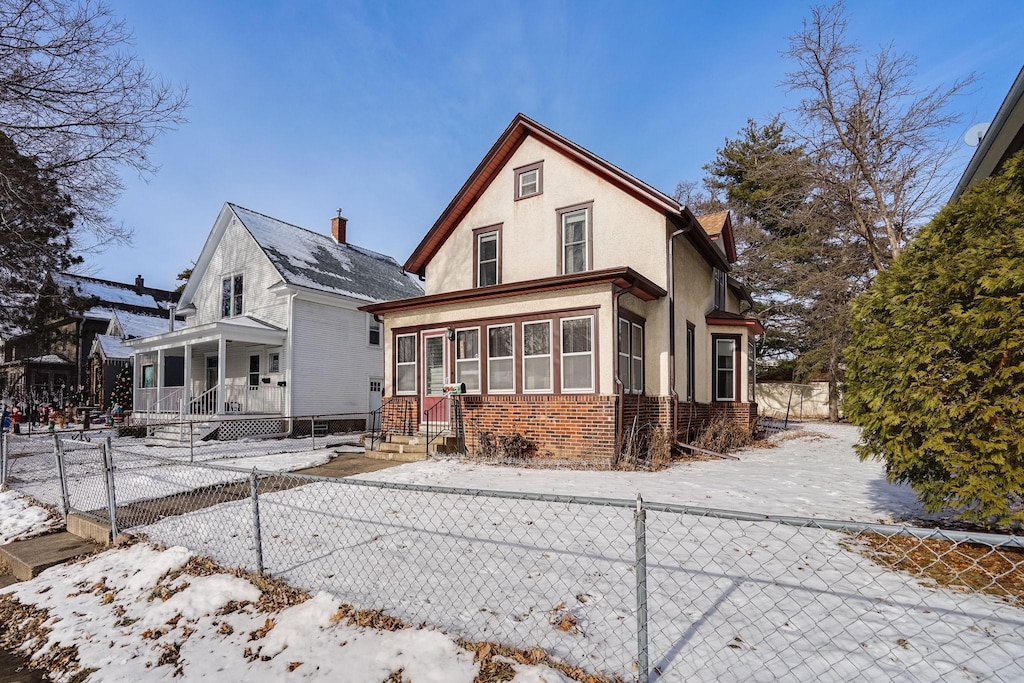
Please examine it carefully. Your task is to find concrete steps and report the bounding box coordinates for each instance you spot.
[363,432,465,461]
[0,532,99,581]
[145,422,218,445]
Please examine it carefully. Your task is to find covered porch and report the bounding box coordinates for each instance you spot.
[126,317,288,418]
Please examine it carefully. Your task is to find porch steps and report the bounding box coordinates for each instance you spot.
[146,422,218,445]
[363,432,465,461]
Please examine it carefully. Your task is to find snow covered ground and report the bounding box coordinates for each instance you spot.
[3,424,1022,681]
[0,490,60,543]
[126,423,1024,681]
[1,542,570,682]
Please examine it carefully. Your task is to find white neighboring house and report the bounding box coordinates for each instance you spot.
[126,203,423,428]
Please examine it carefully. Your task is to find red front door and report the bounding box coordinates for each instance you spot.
[422,332,448,424]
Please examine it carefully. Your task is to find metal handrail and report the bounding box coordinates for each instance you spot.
[369,396,414,452]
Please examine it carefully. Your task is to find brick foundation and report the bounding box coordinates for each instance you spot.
[381,393,757,463]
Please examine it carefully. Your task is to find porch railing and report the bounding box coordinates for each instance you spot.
[368,396,416,452]
[134,387,185,414]
[182,385,285,416]
[424,395,465,453]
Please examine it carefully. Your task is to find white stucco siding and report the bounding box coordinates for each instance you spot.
[425,136,669,294]
[189,218,289,328]
[290,298,382,416]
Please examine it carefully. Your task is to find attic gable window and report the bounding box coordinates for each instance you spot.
[222,274,243,317]
[713,268,727,310]
[473,225,501,287]
[514,161,543,200]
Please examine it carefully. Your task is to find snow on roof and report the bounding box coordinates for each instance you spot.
[24,354,73,364]
[114,311,176,338]
[95,334,132,359]
[53,273,168,309]
[228,203,424,304]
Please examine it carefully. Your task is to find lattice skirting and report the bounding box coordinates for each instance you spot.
[218,419,288,441]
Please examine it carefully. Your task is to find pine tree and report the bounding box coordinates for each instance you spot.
[109,365,133,412]
[845,150,1024,528]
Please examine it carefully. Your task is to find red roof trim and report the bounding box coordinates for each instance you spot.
[360,267,666,315]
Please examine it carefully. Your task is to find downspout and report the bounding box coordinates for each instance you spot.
[667,224,691,436]
[612,286,629,463]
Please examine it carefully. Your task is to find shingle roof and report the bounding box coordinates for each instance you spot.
[696,211,729,237]
[95,334,131,360]
[113,310,177,338]
[52,273,176,312]
[228,204,424,304]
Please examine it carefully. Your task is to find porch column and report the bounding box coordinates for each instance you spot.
[182,342,192,407]
[132,352,140,408]
[217,336,226,415]
[155,348,163,411]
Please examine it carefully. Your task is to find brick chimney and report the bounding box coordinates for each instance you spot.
[134,274,144,291]
[331,209,347,244]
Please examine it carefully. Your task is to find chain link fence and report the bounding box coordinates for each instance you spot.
[3,431,1023,681]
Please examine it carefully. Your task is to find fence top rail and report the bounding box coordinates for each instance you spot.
[110,445,1024,549]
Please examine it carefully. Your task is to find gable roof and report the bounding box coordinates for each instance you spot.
[180,203,423,307]
[94,334,132,360]
[696,210,737,263]
[404,113,730,276]
[52,273,178,321]
[110,310,178,339]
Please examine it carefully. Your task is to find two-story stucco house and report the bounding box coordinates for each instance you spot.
[126,203,423,434]
[362,114,762,463]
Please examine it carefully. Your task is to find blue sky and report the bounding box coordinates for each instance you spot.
[91,0,1024,290]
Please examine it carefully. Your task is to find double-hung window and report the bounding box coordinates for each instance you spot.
[713,268,727,309]
[522,321,552,392]
[514,161,543,199]
[221,274,243,317]
[714,336,737,402]
[455,328,480,392]
[476,229,499,287]
[560,205,590,274]
[487,324,514,392]
[561,316,594,392]
[618,317,644,393]
[368,316,381,346]
[396,334,417,394]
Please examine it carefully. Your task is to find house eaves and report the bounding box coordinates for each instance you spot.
[360,267,667,315]
[952,65,1024,201]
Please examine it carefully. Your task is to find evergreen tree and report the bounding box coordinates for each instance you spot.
[109,365,133,411]
[845,150,1024,528]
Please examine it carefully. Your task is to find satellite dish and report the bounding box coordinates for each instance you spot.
[964,122,990,147]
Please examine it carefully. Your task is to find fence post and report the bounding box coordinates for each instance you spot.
[1,432,7,489]
[634,493,649,683]
[310,416,316,449]
[101,440,119,540]
[189,424,194,463]
[52,434,70,520]
[250,469,264,575]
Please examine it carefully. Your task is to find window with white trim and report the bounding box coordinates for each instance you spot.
[477,231,499,287]
[618,317,644,393]
[522,321,552,392]
[714,337,737,401]
[368,316,381,346]
[487,324,514,392]
[561,207,589,274]
[561,316,594,392]
[515,162,543,199]
[222,274,243,317]
[268,351,281,374]
[455,328,480,392]
[396,334,417,394]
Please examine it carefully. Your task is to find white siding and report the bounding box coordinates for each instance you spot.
[290,298,383,416]
[187,218,289,328]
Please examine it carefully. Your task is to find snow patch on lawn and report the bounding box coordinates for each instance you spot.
[0,543,517,682]
[0,490,60,544]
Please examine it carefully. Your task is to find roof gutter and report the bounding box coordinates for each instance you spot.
[951,65,1024,201]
